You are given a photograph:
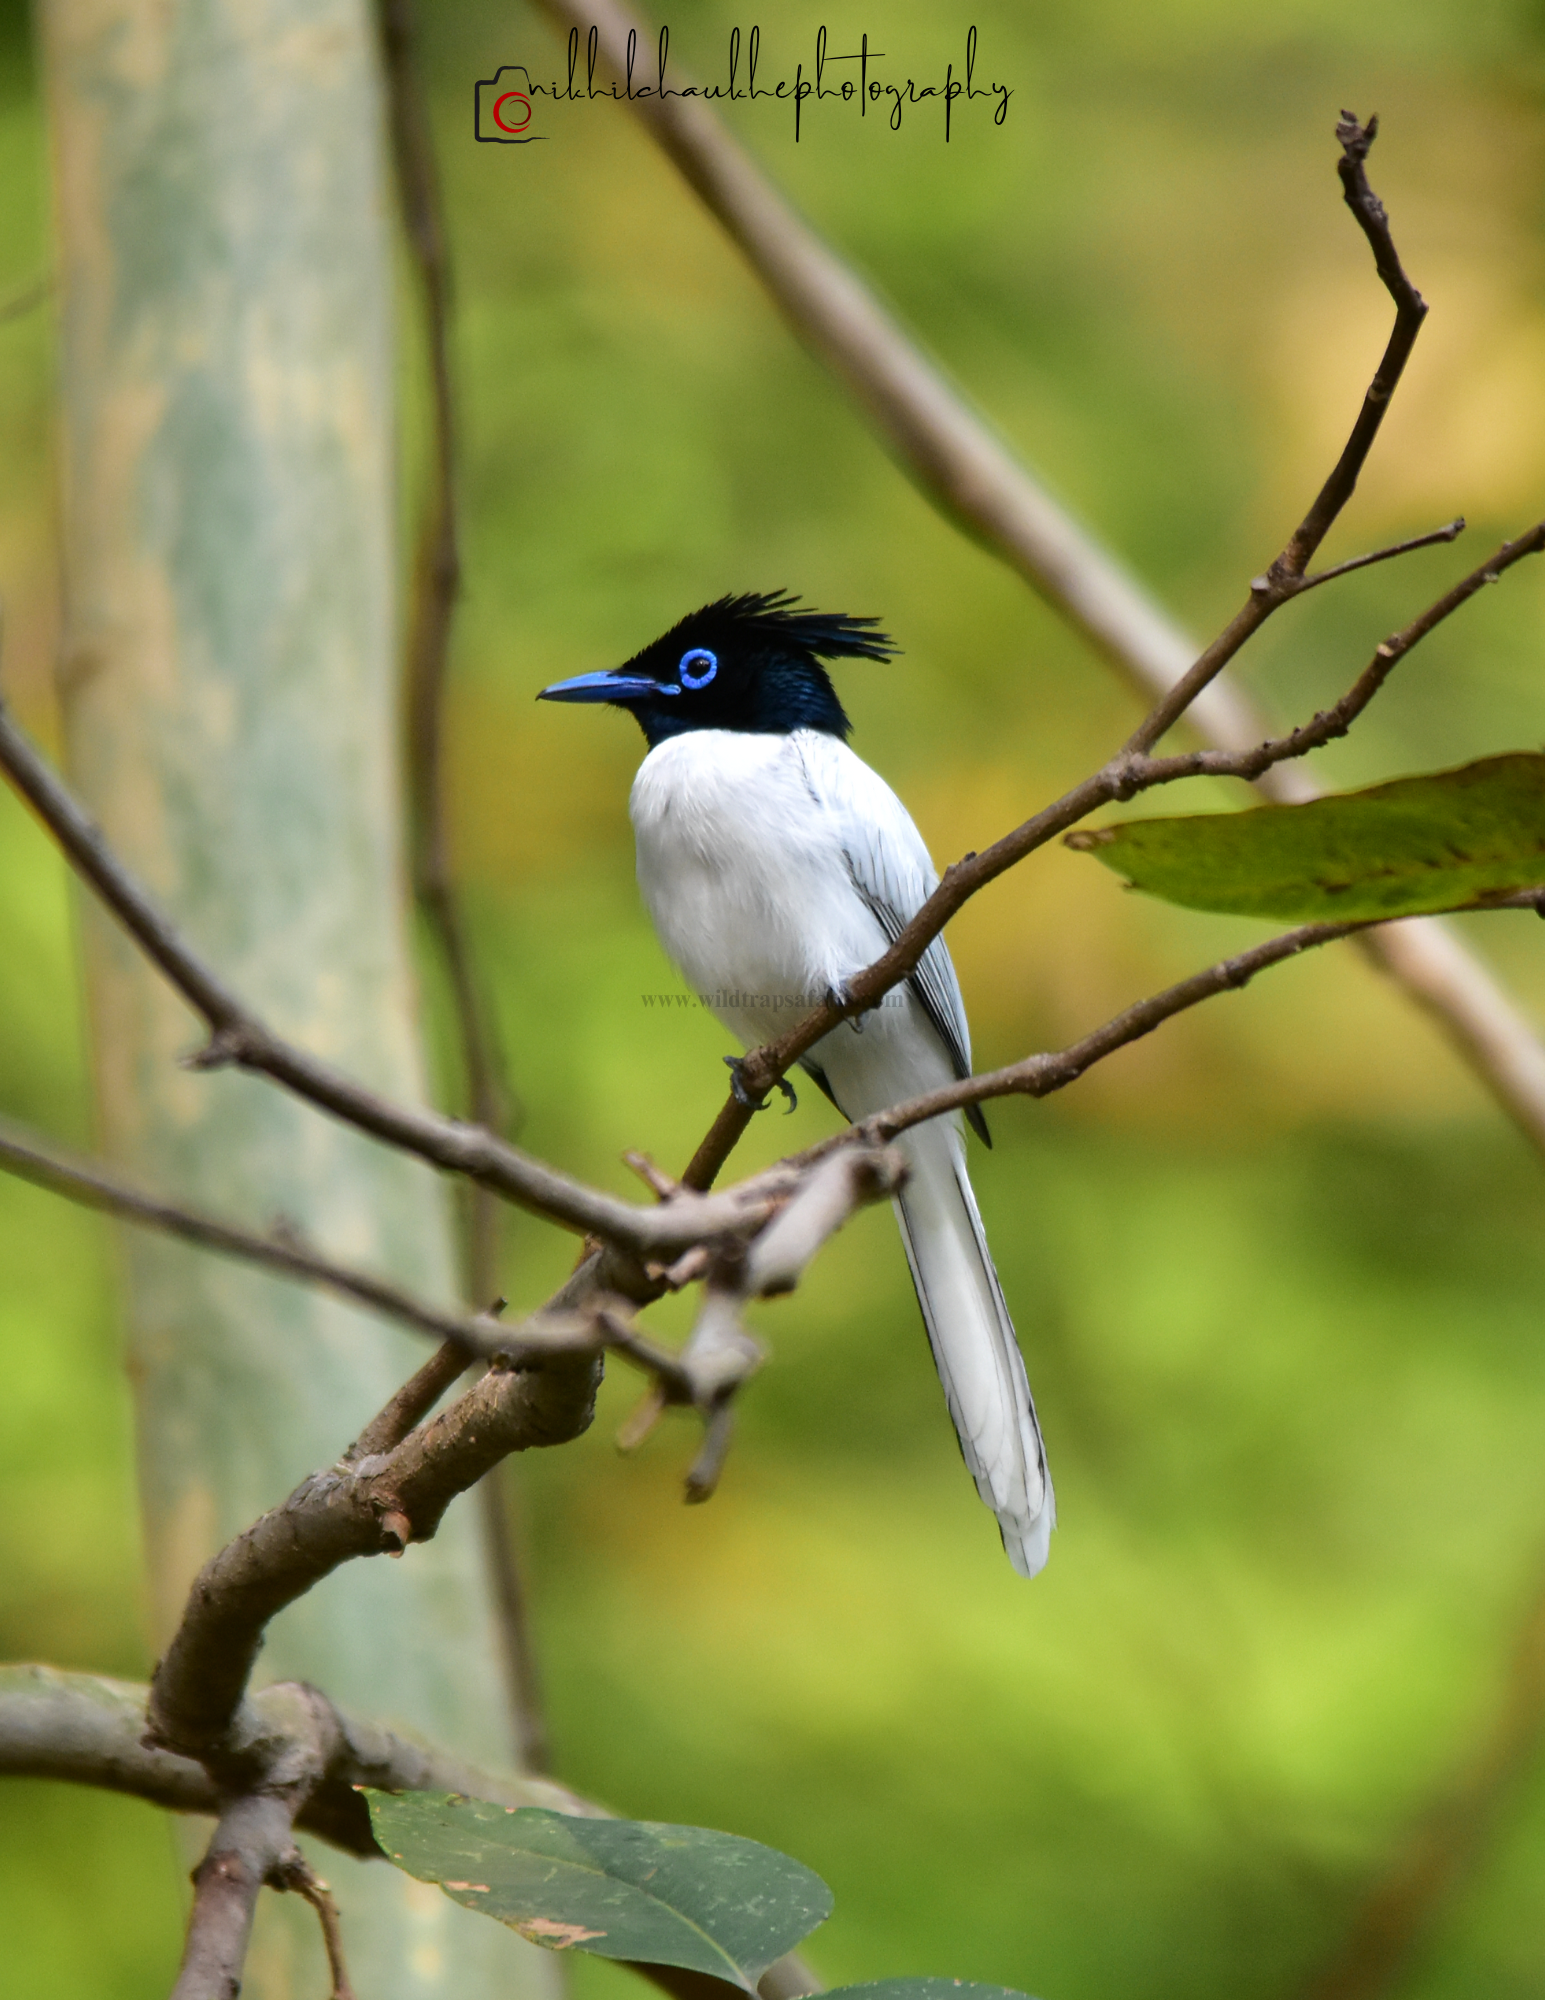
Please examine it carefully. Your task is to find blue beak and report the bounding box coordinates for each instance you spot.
[538,670,670,704]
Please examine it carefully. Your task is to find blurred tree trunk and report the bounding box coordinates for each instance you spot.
[37,3,556,1993]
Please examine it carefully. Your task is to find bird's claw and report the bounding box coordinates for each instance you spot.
[724,1054,768,1111]
[827,980,864,1033]
[723,1055,797,1114]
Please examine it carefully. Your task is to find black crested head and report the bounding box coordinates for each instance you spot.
[537,591,898,749]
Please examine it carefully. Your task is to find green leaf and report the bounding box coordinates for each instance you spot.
[364,1792,832,1990]
[824,1984,1041,2000]
[1065,752,1545,921]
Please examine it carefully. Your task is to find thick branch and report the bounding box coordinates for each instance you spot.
[0,1666,594,1853]
[2,1666,820,2000]
[146,1342,602,1759]
[145,1127,898,1761]
[172,1791,300,2000]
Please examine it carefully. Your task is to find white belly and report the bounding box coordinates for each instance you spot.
[629,730,956,1115]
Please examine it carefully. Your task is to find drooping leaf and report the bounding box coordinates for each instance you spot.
[1065,752,1545,921]
[823,1983,1041,2000]
[365,1792,832,1990]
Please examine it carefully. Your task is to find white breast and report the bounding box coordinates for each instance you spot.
[629,730,887,1051]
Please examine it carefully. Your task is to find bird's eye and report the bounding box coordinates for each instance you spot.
[678,647,717,690]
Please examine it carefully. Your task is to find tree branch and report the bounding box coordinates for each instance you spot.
[1278,113,1428,576]
[763,887,1541,1172]
[0,692,797,1256]
[1120,521,1545,791]
[143,1135,902,1759]
[1,1665,820,2000]
[0,1111,511,1357]
[145,1336,605,1760]
[0,1665,598,1853]
[680,515,1545,1192]
[1296,517,1465,595]
[172,1791,302,2000]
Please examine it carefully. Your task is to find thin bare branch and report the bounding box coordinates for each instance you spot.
[0,1111,507,1356]
[0,692,800,1255]
[1297,517,1465,594]
[1128,522,1545,791]
[680,516,1545,1193]
[272,1852,359,2000]
[1120,113,1426,756]
[724,924,1370,1180]
[1280,113,1429,575]
[757,894,1543,1176]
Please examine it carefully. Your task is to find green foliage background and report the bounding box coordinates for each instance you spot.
[3,2,1545,1995]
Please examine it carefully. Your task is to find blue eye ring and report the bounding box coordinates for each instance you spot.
[679,647,717,690]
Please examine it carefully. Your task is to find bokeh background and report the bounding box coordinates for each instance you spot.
[4,1,1545,1995]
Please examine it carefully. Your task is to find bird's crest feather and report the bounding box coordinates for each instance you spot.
[654,591,898,665]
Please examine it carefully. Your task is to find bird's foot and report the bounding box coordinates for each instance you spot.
[723,1055,797,1114]
[826,980,864,1033]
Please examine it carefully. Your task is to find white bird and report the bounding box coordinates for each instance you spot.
[540,592,1053,1576]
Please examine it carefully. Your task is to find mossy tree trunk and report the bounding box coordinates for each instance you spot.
[38,3,554,1992]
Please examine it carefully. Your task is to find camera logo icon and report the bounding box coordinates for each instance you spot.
[474,66,545,144]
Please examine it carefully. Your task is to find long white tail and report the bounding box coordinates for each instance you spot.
[892,1119,1054,1577]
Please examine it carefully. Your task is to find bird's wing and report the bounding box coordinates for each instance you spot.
[796,735,988,1140]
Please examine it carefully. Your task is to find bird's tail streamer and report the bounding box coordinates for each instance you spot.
[891,1119,1054,1577]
